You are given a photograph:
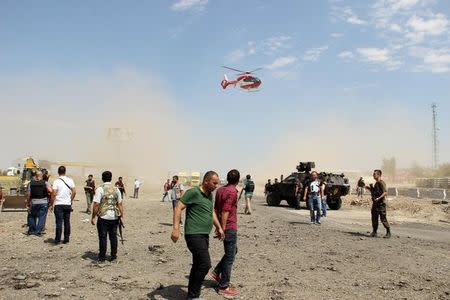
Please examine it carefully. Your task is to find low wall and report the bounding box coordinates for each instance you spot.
[397,188,420,198]
[419,188,446,200]
[351,187,447,199]
[387,187,398,197]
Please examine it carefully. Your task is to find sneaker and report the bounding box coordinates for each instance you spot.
[316,221,321,225]
[208,271,220,283]
[310,221,315,225]
[384,230,391,239]
[62,240,69,244]
[217,286,239,298]
[370,232,377,238]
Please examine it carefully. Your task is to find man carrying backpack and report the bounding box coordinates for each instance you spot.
[241,174,255,215]
[91,171,124,262]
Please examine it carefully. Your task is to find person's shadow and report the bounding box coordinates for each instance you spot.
[146,284,187,300]
[343,231,371,237]
[81,251,98,261]
[289,221,312,225]
[159,222,173,227]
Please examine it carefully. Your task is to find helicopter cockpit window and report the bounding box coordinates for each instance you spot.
[243,77,258,83]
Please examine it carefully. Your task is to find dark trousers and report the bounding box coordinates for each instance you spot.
[161,191,168,202]
[54,205,71,243]
[97,217,119,260]
[28,203,48,234]
[134,188,139,198]
[371,202,390,232]
[85,192,94,211]
[214,230,238,288]
[185,234,211,298]
[172,199,179,210]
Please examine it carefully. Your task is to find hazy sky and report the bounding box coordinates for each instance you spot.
[1,0,449,179]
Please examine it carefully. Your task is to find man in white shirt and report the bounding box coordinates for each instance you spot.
[133,179,141,199]
[91,171,124,262]
[170,175,184,210]
[303,171,324,225]
[50,166,76,245]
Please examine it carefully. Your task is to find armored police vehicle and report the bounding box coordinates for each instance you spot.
[266,162,350,210]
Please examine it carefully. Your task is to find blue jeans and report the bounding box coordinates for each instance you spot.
[214,230,238,288]
[308,195,322,223]
[28,203,48,234]
[54,205,72,243]
[321,196,327,217]
[172,199,179,210]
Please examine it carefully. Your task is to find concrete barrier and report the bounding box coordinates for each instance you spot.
[419,188,446,200]
[387,187,398,197]
[397,188,420,198]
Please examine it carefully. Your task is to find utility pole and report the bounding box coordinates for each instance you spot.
[431,103,438,169]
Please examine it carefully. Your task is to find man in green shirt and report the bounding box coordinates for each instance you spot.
[171,171,224,300]
[366,169,391,238]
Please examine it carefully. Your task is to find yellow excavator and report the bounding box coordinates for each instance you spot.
[0,157,42,211]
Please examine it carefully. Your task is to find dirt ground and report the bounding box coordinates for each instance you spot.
[1,190,449,300]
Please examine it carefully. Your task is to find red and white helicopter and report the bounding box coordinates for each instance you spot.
[220,66,262,91]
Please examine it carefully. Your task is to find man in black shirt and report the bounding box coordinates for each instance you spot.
[357,177,365,199]
[366,170,391,238]
[84,175,96,214]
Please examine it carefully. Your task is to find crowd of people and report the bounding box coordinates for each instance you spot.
[20,165,391,300]
[25,167,128,260]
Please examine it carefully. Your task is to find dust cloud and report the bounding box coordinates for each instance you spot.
[254,106,430,181]
[0,69,439,187]
[0,69,201,186]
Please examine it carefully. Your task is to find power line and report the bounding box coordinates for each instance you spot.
[432,103,438,169]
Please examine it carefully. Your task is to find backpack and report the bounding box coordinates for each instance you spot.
[98,184,120,217]
[245,180,255,192]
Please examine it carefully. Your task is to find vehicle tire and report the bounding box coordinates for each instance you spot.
[266,193,281,206]
[327,197,342,210]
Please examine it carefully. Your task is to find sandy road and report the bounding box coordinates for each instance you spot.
[0,191,449,300]
[273,203,450,242]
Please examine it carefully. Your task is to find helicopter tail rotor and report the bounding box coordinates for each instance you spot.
[221,74,230,89]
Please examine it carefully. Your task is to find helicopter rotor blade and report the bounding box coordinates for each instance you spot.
[222,66,246,73]
[248,67,263,73]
